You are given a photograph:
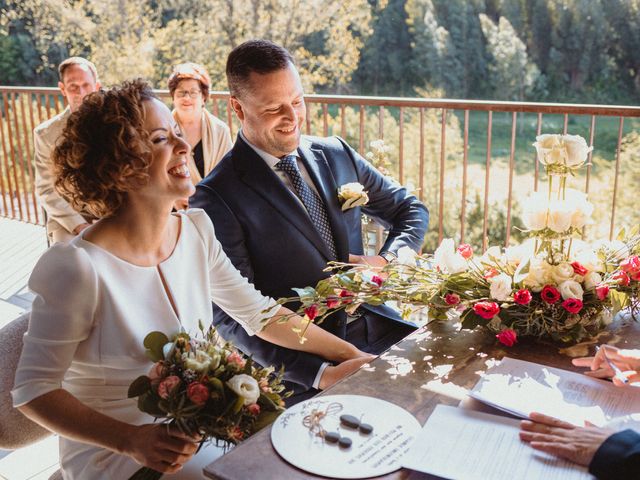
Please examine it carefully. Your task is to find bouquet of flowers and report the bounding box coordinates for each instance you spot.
[127,322,287,479]
[277,134,640,346]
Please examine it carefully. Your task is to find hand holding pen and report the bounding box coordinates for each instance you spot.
[572,345,640,386]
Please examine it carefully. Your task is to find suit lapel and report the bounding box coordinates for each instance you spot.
[298,138,349,262]
[232,137,333,260]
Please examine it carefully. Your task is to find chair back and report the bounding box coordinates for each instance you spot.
[0,312,52,449]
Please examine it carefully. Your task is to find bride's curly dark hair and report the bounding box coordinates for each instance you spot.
[53,79,157,218]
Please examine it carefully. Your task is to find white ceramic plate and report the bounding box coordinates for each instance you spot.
[270,394,421,479]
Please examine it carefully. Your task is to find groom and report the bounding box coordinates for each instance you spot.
[191,39,429,400]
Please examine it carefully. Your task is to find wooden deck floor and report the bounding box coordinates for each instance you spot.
[0,218,47,328]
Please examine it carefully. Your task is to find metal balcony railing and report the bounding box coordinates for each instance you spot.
[1,86,640,250]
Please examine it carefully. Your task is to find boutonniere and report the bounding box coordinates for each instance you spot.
[337,182,369,211]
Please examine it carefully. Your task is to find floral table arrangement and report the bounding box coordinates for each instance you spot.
[276,134,640,346]
[127,323,287,479]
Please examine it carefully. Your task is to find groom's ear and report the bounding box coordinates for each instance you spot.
[229,97,245,121]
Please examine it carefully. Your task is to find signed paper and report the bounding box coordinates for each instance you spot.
[469,357,640,426]
[270,394,421,479]
[402,405,593,480]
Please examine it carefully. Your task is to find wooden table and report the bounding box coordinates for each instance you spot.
[204,318,640,479]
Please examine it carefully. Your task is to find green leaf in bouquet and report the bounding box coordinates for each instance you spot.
[316,280,336,297]
[128,375,151,398]
[253,409,283,431]
[143,331,169,362]
[138,393,166,418]
[365,296,385,306]
[292,287,316,302]
[617,227,626,241]
[243,357,253,375]
[610,290,630,315]
[461,312,485,330]
[258,392,282,411]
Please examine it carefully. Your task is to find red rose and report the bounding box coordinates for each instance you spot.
[187,382,209,406]
[157,375,181,399]
[620,255,640,274]
[326,296,340,309]
[339,289,353,304]
[513,289,532,305]
[496,329,517,347]
[595,284,610,300]
[247,403,261,416]
[371,275,384,287]
[473,301,500,319]
[483,268,499,279]
[613,271,630,286]
[457,244,473,259]
[571,262,589,276]
[540,285,561,304]
[632,271,640,282]
[304,304,319,320]
[444,293,461,305]
[562,298,583,314]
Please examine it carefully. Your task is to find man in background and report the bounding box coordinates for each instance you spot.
[34,57,100,243]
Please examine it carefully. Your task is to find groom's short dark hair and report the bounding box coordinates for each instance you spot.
[226,39,294,97]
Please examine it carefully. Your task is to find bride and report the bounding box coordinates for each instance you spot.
[11,80,372,479]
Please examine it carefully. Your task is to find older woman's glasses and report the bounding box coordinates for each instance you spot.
[175,89,201,98]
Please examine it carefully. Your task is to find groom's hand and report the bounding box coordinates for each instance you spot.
[348,254,387,268]
[318,355,376,390]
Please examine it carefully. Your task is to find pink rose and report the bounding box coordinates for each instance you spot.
[457,244,473,259]
[326,296,340,309]
[540,285,561,304]
[571,262,589,276]
[371,275,384,287]
[227,426,244,441]
[227,351,246,368]
[157,375,181,399]
[620,256,640,274]
[187,382,209,406]
[595,284,610,300]
[304,304,319,321]
[258,378,272,393]
[247,403,261,416]
[496,329,517,347]
[562,298,583,314]
[147,362,165,381]
[444,293,461,305]
[513,289,532,305]
[473,301,500,319]
[613,271,630,286]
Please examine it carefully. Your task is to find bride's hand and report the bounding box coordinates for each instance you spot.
[318,353,376,390]
[124,424,201,473]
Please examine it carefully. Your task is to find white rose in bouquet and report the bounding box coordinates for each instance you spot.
[522,192,548,231]
[489,273,512,301]
[565,189,594,229]
[227,374,260,405]
[480,245,504,265]
[434,238,468,274]
[505,239,536,266]
[534,134,567,166]
[571,241,604,272]
[551,262,575,284]
[396,245,418,266]
[524,258,552,292]
[584,271,602,291]
[558,279,584,301]
[563,134,593,168]
[547,200,573,233]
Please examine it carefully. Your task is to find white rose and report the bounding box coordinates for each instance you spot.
[505,239,536,266]
[584,271,602,291]
[550,263,575,284]
[227,374,260,405]
[558,280,584,301]
[565,189,594,229]
[522,192,548,231]
[571,242,604,272]
[563,134,593,168]
[480,245,504,265]
[524,259,552,292]
[396,246,418,267]
[434,238,468,274]
[489,273,512,301]
[183,349,212,373]
[547,200,573,233]
[534,134,566,166]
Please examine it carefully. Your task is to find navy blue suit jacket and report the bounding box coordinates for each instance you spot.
[190,135,429,392]
[590,429,640,479]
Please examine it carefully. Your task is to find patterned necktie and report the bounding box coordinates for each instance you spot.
[276,155,337,259]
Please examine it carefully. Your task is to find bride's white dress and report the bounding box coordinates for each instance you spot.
[12,209,277,479]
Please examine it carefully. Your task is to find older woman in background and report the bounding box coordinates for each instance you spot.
[169,63,232,208]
